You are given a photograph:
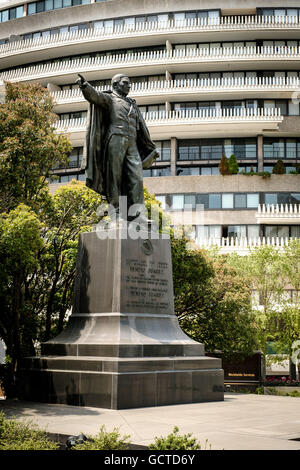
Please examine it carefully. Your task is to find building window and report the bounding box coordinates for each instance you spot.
[209,194,221,209]
[153,141,171,161]
[247,194,259,208]
[178,138,257,162]
[58,111,87,120]
[143,167,171,177]
[234,194,247,208]
[265,226,290,238]
[264,138,285,159]
[178,141,200,160]
[264,193,300,205]
[200,140,223,160]
[222,194,234,209]
[177,167,201,176]
[27,0,91,15]
[258,8,300,17]
[196,225,221,239]
[196,194,209,209]
[0,5,24,22]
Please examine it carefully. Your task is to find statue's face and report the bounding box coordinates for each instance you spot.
[115,76,131,96]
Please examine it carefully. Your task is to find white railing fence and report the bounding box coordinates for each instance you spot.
[50,75,300,104]
[257,203,300,216]
[2,46,300,82]
[54,107,282,132]
[1,15,300,56]
[196,236,298,250]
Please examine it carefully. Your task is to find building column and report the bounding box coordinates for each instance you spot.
[165,101,171,112]
[165,70,172,81]
[166,40,172,51]
[170,137,177,176]
[257,135,263,172]
[23,3,27,16]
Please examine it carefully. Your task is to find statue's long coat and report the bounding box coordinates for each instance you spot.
[81,90,158,198]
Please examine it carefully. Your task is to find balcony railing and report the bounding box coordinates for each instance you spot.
[195,236,298,253]
[256,204,300,223]
[2,46,300,83]
[54,107,282,133]
[1,15,300,58]
[51,76,300,105]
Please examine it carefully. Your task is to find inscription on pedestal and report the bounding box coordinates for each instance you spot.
[121,240,174,315]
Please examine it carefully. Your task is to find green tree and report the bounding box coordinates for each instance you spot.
[24,180,104,342]
[0,204,43,389]
[269,305,300,359]
[229,245,284,317]
[281,239,300,304]
[218,153,230,175]
[228,154,239,174]
[0,81,71,212]
[226,244,300,371]
[172,241,258,357]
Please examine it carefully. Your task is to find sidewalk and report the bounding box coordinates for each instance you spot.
[1,394,300,450]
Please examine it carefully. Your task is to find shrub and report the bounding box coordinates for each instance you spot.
[228,154,239,174]
[72,425,130,450]
[0,411,58,450]
[288,390,300,398]
[272,159,286,174]
[149,426,207,450]
[218,154,230,175]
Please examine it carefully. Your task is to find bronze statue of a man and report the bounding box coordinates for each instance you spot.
[77,73,159,220]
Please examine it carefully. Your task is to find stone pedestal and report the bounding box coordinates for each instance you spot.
[19,229,224,409]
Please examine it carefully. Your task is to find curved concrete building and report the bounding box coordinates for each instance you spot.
[1,0,300,255]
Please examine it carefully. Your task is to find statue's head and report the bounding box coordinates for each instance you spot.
[111,74,131,97]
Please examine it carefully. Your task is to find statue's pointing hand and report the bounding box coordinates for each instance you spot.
[76,74,87,88]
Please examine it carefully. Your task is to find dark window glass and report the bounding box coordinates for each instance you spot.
[178,141,199,160]
[147,15,158,22]
[276,100,288,115]
[184,195,196,209]
[278,193,290,204]
[36,1,45,13]
[200,140,222,160]
[9,8,16,20]
[291,193,300,203]
[234,194,247,208]
[196,194,209,209]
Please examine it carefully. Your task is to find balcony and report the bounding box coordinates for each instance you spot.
[51,76,300,112]
[195,236,298,254]
[1,15,300,68]
[55,108,282,142]
[2,46,300,86]
[256,204,300,224]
